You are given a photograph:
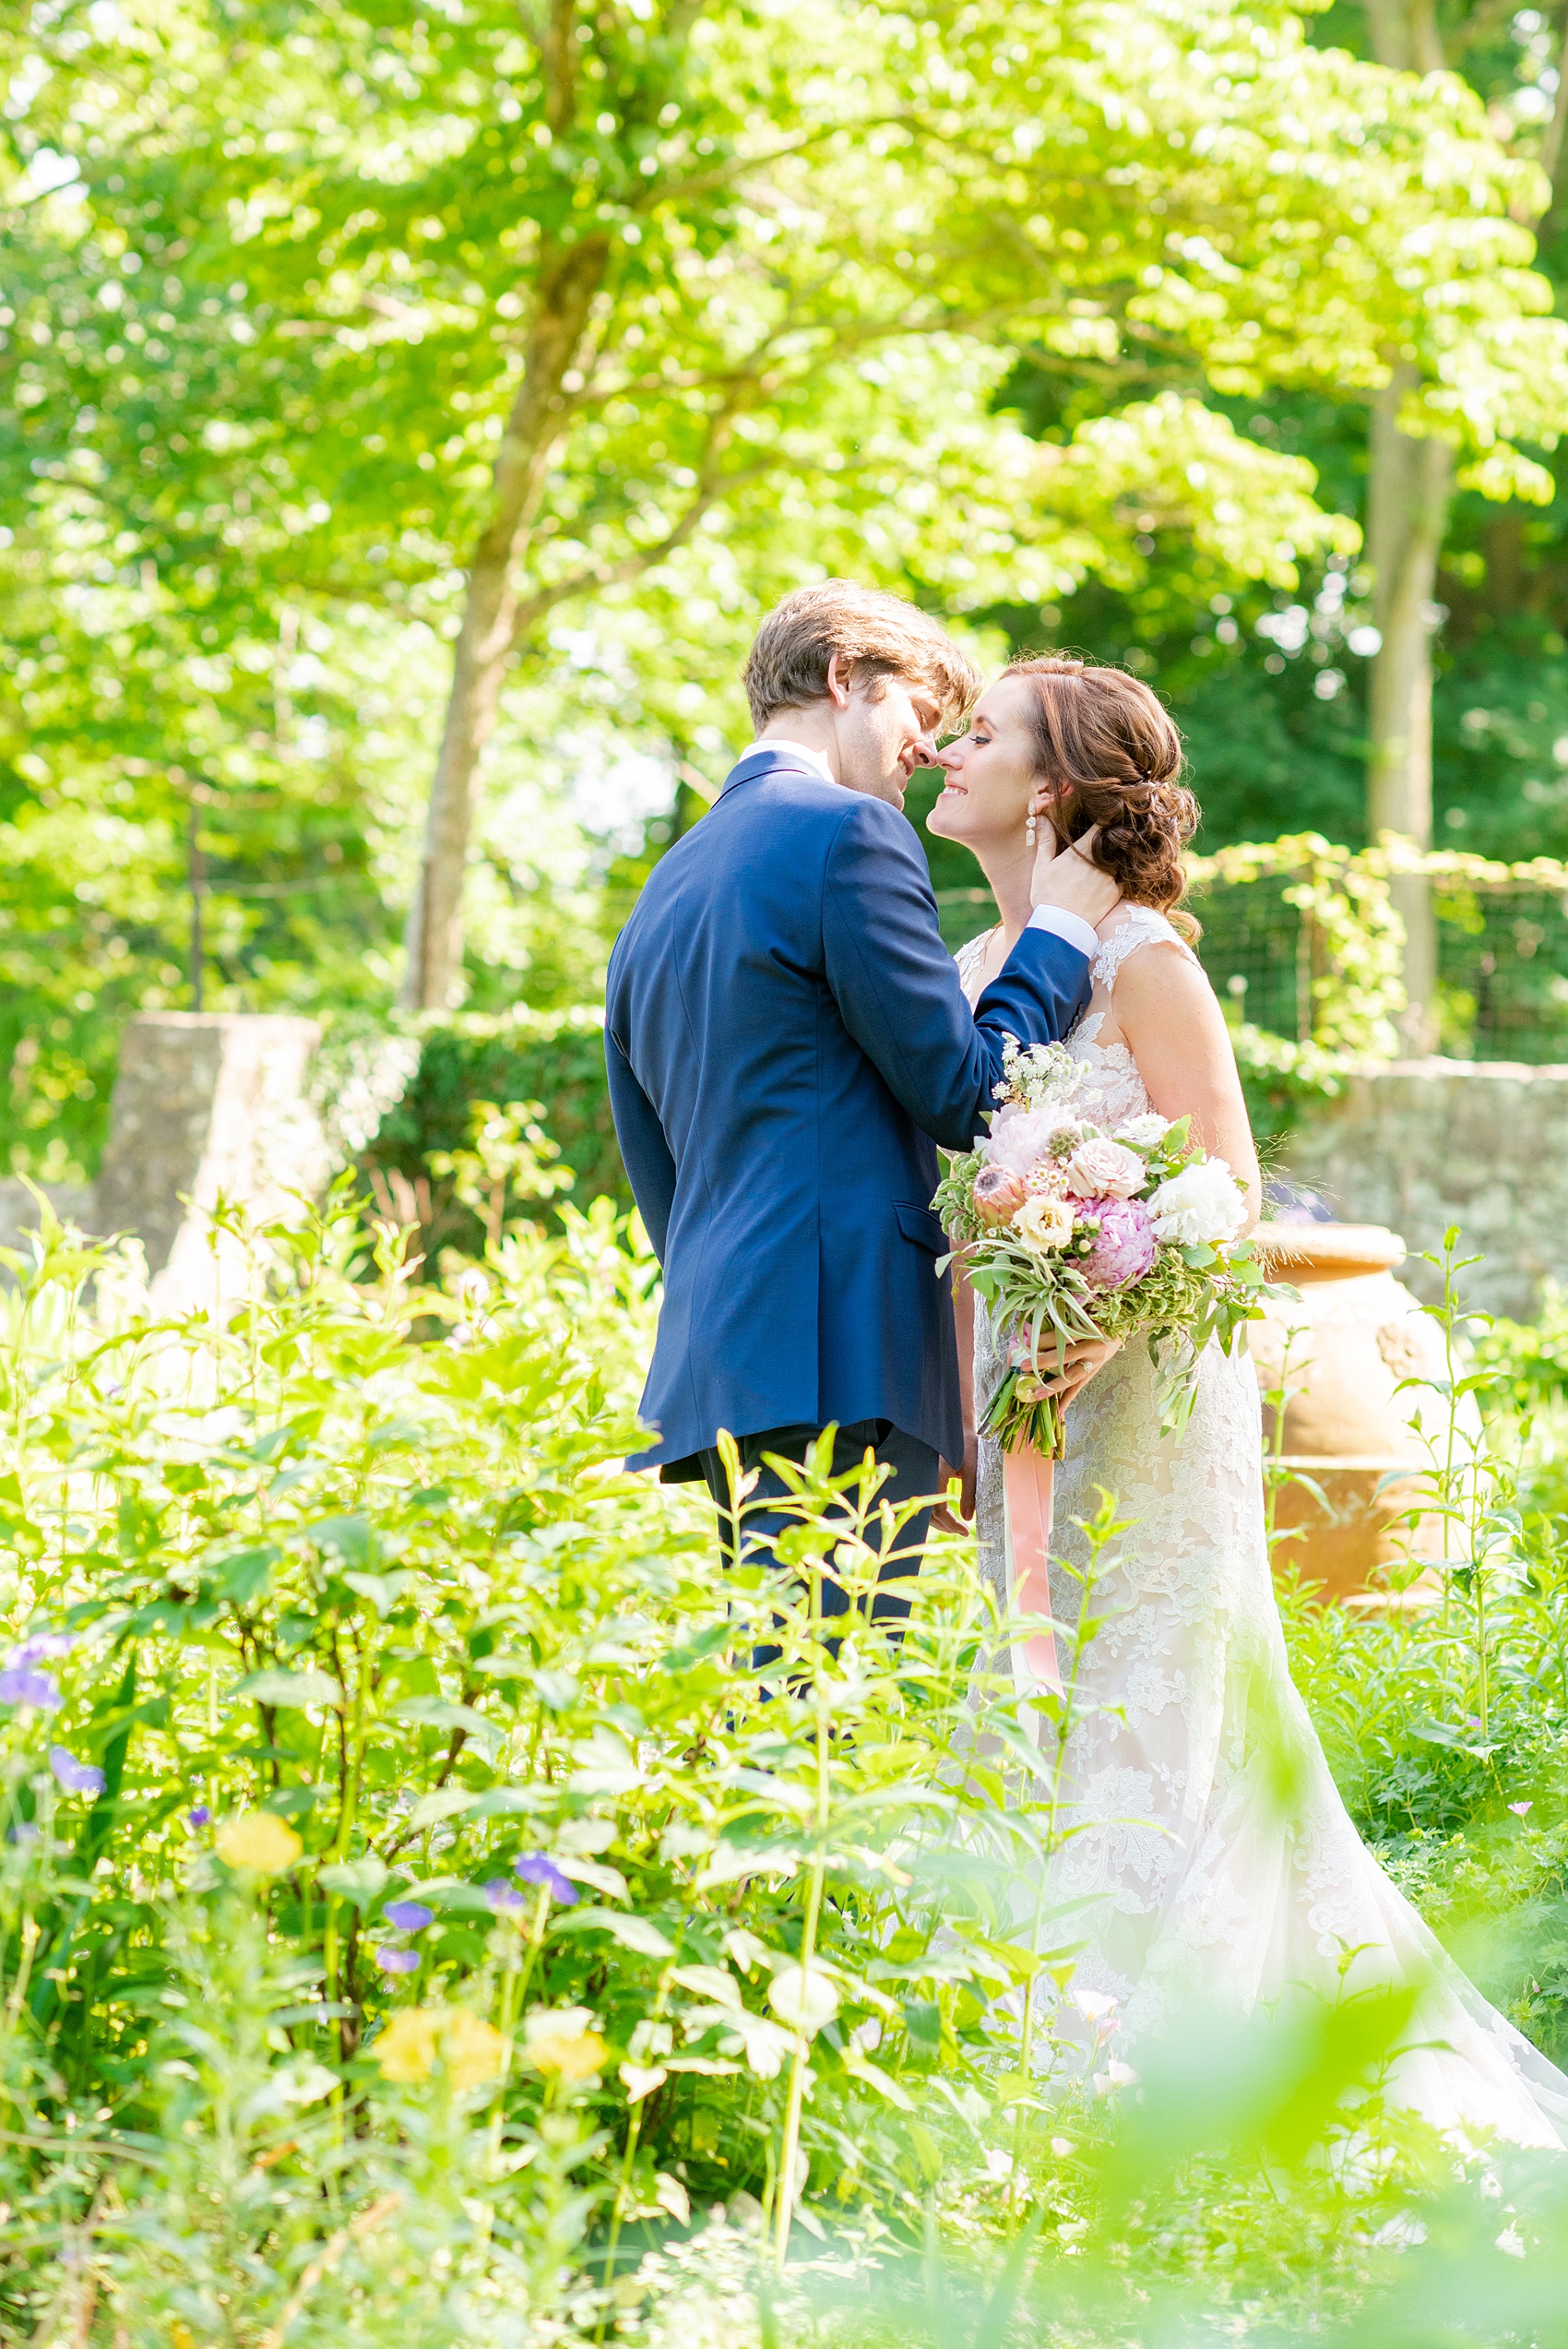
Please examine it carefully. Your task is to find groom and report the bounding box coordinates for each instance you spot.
[605,581,1117,1621]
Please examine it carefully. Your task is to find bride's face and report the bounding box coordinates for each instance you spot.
[927,676,1045,850]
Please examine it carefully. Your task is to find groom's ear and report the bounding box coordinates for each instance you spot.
[824,653,852,709]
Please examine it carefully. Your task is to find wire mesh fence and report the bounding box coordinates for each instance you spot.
[936,868,1568,1064]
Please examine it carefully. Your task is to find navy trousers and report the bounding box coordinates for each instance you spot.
[696,1419,939,1663]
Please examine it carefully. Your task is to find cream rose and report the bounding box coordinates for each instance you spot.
[1014,1192,1076,1253]
[1063,1137,1146,1200]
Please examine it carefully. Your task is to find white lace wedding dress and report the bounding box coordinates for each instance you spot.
[957,906,1568,2148]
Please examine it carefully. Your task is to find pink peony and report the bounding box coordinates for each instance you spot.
[986,1103,1084,1179]
[1077,1196,1157,1292]
[973,1163,1028,1227]
[1063,1137,1146,1200]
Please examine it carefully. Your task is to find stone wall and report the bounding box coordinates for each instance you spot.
[1282,1057,1568,1316]
[96,1013,331,1311]
[3,1014,333,1315]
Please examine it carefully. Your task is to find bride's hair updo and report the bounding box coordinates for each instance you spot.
[1004,655,1199,934]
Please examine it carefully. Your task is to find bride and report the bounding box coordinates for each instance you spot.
[931,652,1568,2149]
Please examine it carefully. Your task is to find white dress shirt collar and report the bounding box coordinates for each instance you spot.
[737,737,836,788]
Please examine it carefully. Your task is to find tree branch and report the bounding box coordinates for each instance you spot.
[541,0,576,138]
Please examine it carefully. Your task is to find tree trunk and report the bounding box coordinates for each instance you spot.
[1366,368,1451,1052]
[401,237,610,1009]
[1362,0,1443,75]
[1361,1,1447,1054]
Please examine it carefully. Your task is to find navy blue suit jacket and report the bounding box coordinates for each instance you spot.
[604,748,1093,1474]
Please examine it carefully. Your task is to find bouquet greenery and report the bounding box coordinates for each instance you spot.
[932,1039,1275,1455]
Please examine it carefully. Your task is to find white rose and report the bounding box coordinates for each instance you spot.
[1014,1192,1076,1253]
[1114,1113,1169,1150]
[1147,1160,1247,1246]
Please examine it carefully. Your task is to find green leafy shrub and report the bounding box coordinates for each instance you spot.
[0,1192,1135,2335]
[0,1202,1565,2340]
[356,1008,625,1257]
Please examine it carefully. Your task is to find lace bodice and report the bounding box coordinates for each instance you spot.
[956,904,1198,1128]
[951,909,1568,2146]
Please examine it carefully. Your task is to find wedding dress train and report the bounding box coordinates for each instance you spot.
[957,908,1568,2149]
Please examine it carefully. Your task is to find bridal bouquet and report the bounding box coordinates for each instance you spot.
[932,1039,1271,1457]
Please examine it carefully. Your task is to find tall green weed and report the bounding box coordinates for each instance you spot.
[0,1201,1562,2341]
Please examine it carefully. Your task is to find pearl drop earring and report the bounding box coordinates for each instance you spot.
[1025,812,1038,849]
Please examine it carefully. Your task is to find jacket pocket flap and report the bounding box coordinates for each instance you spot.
[895,1200,948,1256]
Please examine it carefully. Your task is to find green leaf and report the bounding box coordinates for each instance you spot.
[388,1699,494,1738]
[343,1569,411,1616]
[228,1667,345,1711]
[317,1858,388,1905]
[551,1906,677,1957]
[307,1516,375,1566]
[206,1546,280,1604]
[408,1789,482,1830]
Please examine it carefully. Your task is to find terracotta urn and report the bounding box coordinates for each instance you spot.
[1246,1223,1453,1605]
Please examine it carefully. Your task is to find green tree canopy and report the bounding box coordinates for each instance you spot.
[4,0,1568,1158]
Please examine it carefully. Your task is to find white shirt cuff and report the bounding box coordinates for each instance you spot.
[1027,904,1099,962]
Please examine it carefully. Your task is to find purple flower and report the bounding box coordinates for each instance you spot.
[0,1667,62,1711]
[1078,1197,1158,1294]
[383,1900,434,1934]
[49,1747,105,1798]
[374,1946,421,1975]
[187,1805,212,1829]
[1509,1800,1533,1818]
[8,1822,40,1846]
[484,1877,527,1914]
[515,1852,577,1906]
[12,1635,71,1665]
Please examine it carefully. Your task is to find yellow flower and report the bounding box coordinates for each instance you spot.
[1015,1193,1075,1254]
[372,2005,507,2092]
[524,2005,607,2081]
[442,2009,507,2092]
[215,1811,303,1878]
[373,2006,439,2083]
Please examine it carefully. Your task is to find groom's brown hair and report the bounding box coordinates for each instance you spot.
[743,581,981,733]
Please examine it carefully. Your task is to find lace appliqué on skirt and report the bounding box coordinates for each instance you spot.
[956,918,1568,2149]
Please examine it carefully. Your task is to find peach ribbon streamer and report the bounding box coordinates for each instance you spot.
[1003,1445,1061,1702]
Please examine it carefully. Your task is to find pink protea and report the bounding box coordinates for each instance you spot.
[973,1163,1028,1227]
[1078,1196,1157,1292]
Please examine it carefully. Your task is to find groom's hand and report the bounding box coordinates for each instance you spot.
[1029,822,1121,927]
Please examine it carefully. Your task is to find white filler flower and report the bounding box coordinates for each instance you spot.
[1147,1160,1246,1246]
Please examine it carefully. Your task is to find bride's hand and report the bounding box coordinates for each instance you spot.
[1031,1332,1122,1402]
[1028,818,1121,927]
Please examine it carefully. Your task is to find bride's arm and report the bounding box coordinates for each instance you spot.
[1111,948,1263,1230]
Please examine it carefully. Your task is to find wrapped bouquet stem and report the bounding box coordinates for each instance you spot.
[1002,1442,1062,1699]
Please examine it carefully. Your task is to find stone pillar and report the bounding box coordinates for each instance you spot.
[93,1013,330,1313]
